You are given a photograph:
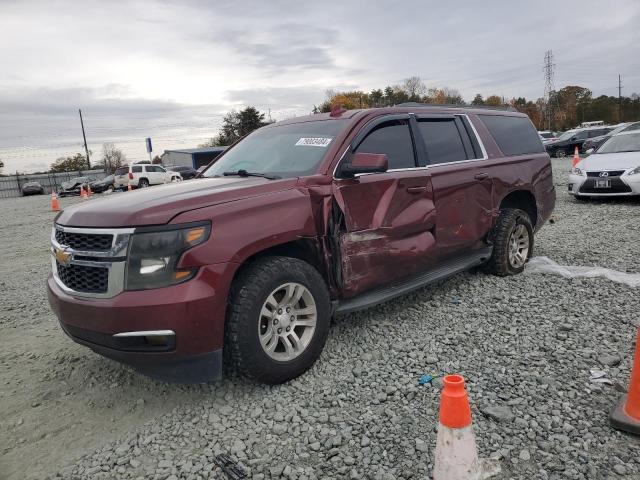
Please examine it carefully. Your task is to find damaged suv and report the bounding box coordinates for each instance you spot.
[48,105,555,384]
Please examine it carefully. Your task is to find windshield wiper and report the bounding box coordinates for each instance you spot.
[222,169,280,180]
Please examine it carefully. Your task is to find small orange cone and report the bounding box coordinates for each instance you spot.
[433,375,500,480]
[51,192,60,212]
[127,183,132,192]
[87,185,93,196]
[80,186,88,200]
[572,146,580,167]
[610,327,640,435]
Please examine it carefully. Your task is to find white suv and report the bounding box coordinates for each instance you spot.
[113,164,181,190]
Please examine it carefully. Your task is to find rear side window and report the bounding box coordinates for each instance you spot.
[417,120,468,164]
[132,165,143,173]
[355,119,416,170]
[480,115,544,156]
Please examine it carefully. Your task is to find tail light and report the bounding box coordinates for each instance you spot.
[128,172,133,180]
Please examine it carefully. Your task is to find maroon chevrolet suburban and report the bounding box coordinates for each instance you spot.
[48,105,555,384]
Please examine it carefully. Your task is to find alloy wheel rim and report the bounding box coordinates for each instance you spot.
[258,282,317,362]
[508,223,530,269]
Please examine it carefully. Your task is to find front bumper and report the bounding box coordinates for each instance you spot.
[47,262,237,383]
[568,173,640,197]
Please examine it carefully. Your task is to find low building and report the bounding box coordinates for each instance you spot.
[161,146,227,169]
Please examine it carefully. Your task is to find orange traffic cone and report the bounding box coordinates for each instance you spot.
[572,146,580,167]
[433,375,500,480]
[80,186,88,200]
[610,327,640,435]
[127,183,132,192]
[87,185,93,196]
[51,192,60,212]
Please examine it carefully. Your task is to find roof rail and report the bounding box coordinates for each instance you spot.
[393,102,518,112]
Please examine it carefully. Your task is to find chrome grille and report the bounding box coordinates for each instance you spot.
[54,229,113,251]
[586,170,626,177]
[57,263,109,293]
[51,225,133,298]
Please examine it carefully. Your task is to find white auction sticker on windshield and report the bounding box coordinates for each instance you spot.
[295,137,332,147]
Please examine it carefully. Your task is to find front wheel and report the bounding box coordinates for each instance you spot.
[554,149,566,158]
[225,256,331,384]
[484,208,534,276]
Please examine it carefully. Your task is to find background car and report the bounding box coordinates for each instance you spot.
[58,177,91,197]
[164,165,198,179]
[545,126,614,157]
[538,130,557,144]
[21,181,45,196]
[568,130,640,199]
[89,174,115,193]
[583,121,640,153]
[113,164,181,190]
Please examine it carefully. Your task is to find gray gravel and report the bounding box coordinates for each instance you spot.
[2,158,640,479]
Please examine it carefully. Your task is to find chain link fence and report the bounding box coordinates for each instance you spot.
[0,170,107,199]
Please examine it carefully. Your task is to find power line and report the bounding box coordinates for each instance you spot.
[543,50,559,131]
[618,74,623,122]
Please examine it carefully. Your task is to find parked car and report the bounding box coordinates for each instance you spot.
[164,165,198,180]
[21,181,45,196]
[89,174,115,193]
[568,130,640,199]
[538,131,557,144]
[545,126,614,157]
[48,105,555,384]
[113,164,181,190]
[58,177,91,197]
[583,122,640,153]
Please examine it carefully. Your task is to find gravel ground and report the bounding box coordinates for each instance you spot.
[2,158,640,480]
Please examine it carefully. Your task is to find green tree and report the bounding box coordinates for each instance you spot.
[471,94,485,105]
[50,153,89,173]
[0,159,4,175]
[202,107,268,146]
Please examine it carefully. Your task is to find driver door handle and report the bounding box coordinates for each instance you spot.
[474,173,489,180]
[406,186,427,194]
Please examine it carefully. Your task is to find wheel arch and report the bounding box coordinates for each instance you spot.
[498,189,537,227]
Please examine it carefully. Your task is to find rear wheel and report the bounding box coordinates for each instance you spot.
[484,208,533,276]
[225,256,330,384]
[555,149,566,158]
[138,178,149,188]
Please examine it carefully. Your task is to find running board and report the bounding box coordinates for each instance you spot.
[334,247,492,316]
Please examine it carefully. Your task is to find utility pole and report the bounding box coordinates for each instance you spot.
[543,50,557,131]
[618,74,623,123]
[79,109,91,170]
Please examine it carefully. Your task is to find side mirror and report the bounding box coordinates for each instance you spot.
[341,153,388,178]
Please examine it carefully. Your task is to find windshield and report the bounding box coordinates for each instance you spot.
[203,119,347,179]
[557,130,578,141]
[597,133,640,154]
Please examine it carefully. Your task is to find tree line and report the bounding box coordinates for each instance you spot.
[313,76,640,132]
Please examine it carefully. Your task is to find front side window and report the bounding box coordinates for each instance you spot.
[355,120,416,170]
[204,119,347,179]
[418,120,468,164]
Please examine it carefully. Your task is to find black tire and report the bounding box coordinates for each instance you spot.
[225,256,331,384]
[138,178,149,188]
[484,208,534,276]
[555,149,566,158]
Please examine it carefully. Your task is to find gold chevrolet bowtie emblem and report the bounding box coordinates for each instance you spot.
[55,247,72,266]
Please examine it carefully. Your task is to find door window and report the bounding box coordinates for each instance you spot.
[417,120,468,164]
[355,120,416,170]
[132,165,143,173]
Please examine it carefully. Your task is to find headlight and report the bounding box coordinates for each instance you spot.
[570,167,584,176]
[626,165,640,176]
[125,222,210,290]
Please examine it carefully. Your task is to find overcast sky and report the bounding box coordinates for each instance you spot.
[2,0,640,172]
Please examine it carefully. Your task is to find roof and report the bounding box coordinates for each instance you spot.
[613,129,640,137]
[163,147,228,155]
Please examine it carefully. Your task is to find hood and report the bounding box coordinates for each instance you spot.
[578,151,640,171]
[56,176,297,227]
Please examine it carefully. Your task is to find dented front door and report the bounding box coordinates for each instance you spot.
[333,172,437,297]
